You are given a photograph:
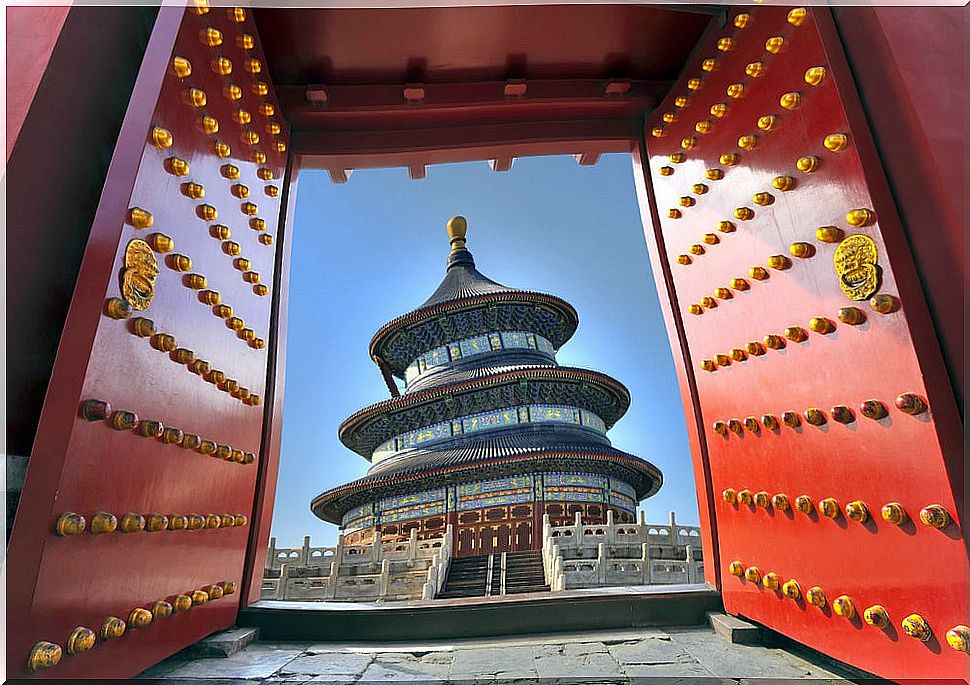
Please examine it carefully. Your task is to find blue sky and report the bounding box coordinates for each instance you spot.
[269,153,698,547]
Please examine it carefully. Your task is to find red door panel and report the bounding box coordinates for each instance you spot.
[8,5,289,679]
[643,6,965,679]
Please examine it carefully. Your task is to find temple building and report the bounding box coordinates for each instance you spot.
[311,217,663,556]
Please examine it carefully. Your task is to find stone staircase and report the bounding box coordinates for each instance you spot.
[438,554,491,598]
[503,550,549,594]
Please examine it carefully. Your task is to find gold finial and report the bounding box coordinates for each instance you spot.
[447,215,468,252]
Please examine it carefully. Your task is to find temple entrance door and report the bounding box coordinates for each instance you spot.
[477,526,496,555]
[457,526,477,556]
[494,524,512,554]
[636,6,964,678]
[6,6,291,679]
[514,522,533,551]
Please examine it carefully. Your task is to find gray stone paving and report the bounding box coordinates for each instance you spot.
[139,627,852,683]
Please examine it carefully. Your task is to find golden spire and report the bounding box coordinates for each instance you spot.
[446,215,467,252]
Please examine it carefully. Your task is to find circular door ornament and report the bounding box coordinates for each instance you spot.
[833,234,880,300]
[121,239,159,310]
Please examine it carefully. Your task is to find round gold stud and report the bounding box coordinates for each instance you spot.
[766,255,790,270]
[738,135,757,150]
[824,133,849,153]
[168,514,188,531]
[895,392,926,415]
[796,156,819,173]
[692,183,709,195]
[846,208,873,227]
[706,169,724,181]
[681,137,697,150]
[196,440,217,456]
[752,192,773,206]
[762,572,780,590]
[728,560,745,576]
[748,266,768,281]
[101,616,126,640]
[144,512,168,532]
[764,36,785,54]
[128,607,153,629]
[689,244,704,255]
[729,278,748,292]
[221,513,236,527]
[253,81,270,96]
[669,152,686,164]
[172,594,193,612]
[745,62,764,78]
[804,407,826,425]
[845,500,869,523]
[764,335,785,350]
[720,153,739,166]
[758,115,777,132]
[816,226,843,243]
[110,410,138,430]
[90,511,118,534]
[788,7,808,26]
[819,497,840,518]
[772,494,790,511]
[945,626,970,653]
[729,348,747,362]
[701,59,717,72]
[199,116,220,135]
[243,271,261,284]
[789,242,814,259]
[807,317,834,334]
[241,201,259,216]
[224,83,243,101]
[831,405,854,424]
[119,512,146,533]
[105,297,133,320]
[806,586,826,608]
[737,489,753,505]
[214,141,231,157]
[223,241,242,256]
[780,92,801,110]
[212,56,232,76]
[726,83,745,99]
[728,419,743,436]
[679,196,696,208]
[761,414,779,430]
[687,304,703,316]
[805,66,827,87]
[705,235,720,246]
[901,614,932,642]
[258,234,274,246]
[722,487,737,502]
[860,399,887,420]
[768,180,794,198]
[152,600,173,620]
[192,589,210,605]
[744,566,762,583]
[782,579,801,600]
[127,207,154,229]
[794,495,813,514]
[880,502,908,525]
[699,296,716,308]
[869,294,899,314]
[251,217,267,231]
[744,417,760,433]
[202,26,222,46]
[687,78,703,92]
[27,641,63,672]
[832,595,855,619]
[55,512,86,536]
[745,341,766,356]
[676,255,692,266]
[228,6,246,22]
[734,207,754,221]
[783,326,807,343]
[67,626,96,655]
[244,58,262,74]
[171,55,192,78]
[754,491,770,508]
[710,103,727,118]
[235,514,248,525]
[659,166,674,177]
[717,37,734,52]
[734,12,751,28]
[715,353,731,366]
[919,504,950,529]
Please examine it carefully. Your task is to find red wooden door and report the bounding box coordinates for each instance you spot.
[514,521,533,551]
[7,5,289,678]
[640,6,965,679]
[457,526,476,556]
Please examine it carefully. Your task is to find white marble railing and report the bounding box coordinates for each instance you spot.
[263,525,452,602]
[542,512,704,591]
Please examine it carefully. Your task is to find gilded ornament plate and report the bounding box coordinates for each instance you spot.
[833,234,880,300]
[121,239,159,310]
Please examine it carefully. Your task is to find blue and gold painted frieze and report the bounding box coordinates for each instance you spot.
[404,330,556,384]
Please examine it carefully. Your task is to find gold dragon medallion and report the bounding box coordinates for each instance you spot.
[121,239,159,310]
[833,234,880,300]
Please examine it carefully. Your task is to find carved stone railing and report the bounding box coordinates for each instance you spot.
[262,525,452,602]
[542,511,704,591]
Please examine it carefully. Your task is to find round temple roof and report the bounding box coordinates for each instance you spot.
[369,218,579,379]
